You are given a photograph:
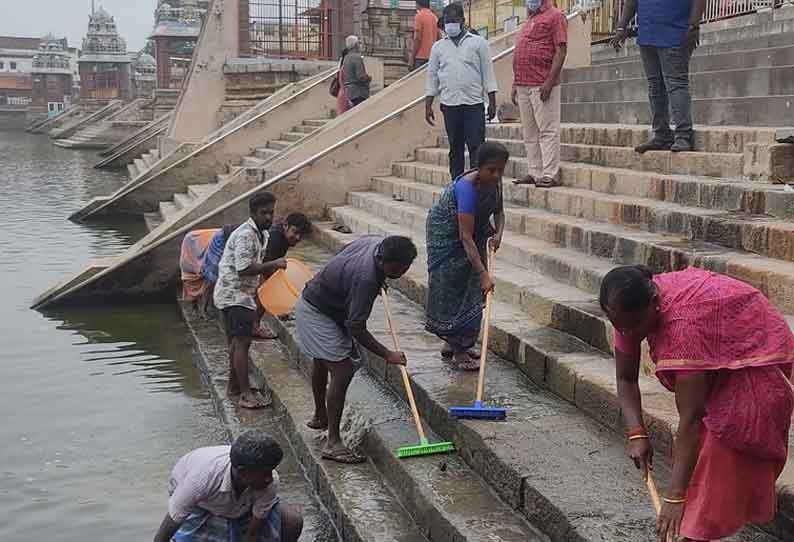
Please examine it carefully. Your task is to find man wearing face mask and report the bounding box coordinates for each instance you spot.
[511,0,567,189]
[426,2,498,180]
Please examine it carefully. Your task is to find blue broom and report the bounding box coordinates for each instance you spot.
[449,244,506,420]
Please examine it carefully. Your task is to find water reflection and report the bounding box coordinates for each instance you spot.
[0,132,225,542]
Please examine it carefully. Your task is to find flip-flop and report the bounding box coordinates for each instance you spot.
[238,392,271,409]
[454,360,481,372]
[252,324,278,340]
[321,448,366,464]
[512,175,536,186]
[441,347,480,359]
[306,419,329,430]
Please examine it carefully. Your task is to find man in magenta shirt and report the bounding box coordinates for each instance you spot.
[511,0,567,188]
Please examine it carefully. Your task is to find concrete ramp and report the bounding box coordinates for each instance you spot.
[27,105,84,134]
[94,113,172,169]
[48,101,123,140]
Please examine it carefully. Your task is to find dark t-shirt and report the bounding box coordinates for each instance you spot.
[302,236,384,328]
[264,224,289,261]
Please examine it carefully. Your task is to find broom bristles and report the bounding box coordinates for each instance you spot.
[396,441,455,458]
[448,406,506,420]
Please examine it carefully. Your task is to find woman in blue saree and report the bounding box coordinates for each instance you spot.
[425,141,508,370]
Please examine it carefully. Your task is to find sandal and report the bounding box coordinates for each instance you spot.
[441,345,480,359]
[252,323,278,340]
[321,448,366,464]
[512,174,537,186]
[536,175,560,189]
[238,391,271,409]
[454,359,481,372]
[306,418,329,430]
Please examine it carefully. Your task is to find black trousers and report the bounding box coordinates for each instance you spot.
[441,103,486,180]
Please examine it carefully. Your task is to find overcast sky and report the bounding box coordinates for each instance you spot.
[1,1,156,52]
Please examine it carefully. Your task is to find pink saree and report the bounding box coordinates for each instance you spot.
[616,267,794,540]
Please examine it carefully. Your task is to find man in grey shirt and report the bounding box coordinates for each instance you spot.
[342,35,371,108]
[426,2,498,180]
[294,236,417,464]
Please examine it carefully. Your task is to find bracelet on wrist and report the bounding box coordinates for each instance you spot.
[663,496,687,504]
[628,434,649,441]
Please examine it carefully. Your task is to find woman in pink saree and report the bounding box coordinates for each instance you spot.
[600,266,794,542]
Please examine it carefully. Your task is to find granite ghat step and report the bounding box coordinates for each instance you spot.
[269,140,292,151]
[395,160,794,266]
[404,155,794,220]
[364,174,794,316]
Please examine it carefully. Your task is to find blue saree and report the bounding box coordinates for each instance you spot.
[425,171,503,351]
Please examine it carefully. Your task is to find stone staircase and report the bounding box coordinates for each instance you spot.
[126,148,161,180]
[301,33,794,538]
[142,117,331,232]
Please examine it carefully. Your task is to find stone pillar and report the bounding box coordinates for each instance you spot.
[155,36,171,89]
[238,0,251,57]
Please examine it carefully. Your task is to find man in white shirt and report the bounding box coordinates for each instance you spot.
[425,2,498,180]
[214,192,287,409]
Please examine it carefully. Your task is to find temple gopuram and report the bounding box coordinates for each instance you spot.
[30,34,75,120]
[78,7,132,104]
[149,1,208,90]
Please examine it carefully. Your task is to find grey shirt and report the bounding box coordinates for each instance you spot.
[342,51,371,102]
[302,236,384,328]
[426,31,498,106]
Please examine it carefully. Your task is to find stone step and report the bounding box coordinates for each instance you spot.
[562,94,794,127]
[149,148,160,162]
[142,152,156,168]
[403,159,794,266]
[400,155,794,220]
[281,131,305,143]
[242,155,264,168]
[184,313,432,542]
[356,177,794,317]
[158,201,178,222]
[563,65,794,104]
[172,192,195,211]
[180,308,343,542]
[292,124,318,134]
[246,298,546,542]
[303,231,793,542]
[566,43,794,84]
[485,122,777,154]
[133,157,148,177]
[126,161,139,180]
[143,211,163,232]
[591,21,794,65]
[303,119,329,127]
[216,173,234,184]
[187,184,214,200]
[268,139,292,151]
[418,143,746,181]
[254,147,280,161]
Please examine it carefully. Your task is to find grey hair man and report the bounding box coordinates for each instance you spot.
[342,35,372,108]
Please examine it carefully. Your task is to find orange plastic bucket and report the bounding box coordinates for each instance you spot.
[257,258,314,316]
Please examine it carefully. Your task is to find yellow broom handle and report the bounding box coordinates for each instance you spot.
[382,290,427,442]
[476,244,495,403]
[645,468,662,514]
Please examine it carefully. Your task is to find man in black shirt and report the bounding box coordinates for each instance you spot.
[253,213,313,338]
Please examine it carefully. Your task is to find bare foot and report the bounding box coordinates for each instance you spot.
[238,390,271,409]
[252,322,278,340]
[452,352,480,372]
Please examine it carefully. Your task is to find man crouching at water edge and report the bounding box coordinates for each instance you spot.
[295,236,418,464]
[214,193,288,409]
[154,431,303,542]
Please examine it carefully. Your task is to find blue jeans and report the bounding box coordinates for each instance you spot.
[639,45,693,144]
[441,103,486,180]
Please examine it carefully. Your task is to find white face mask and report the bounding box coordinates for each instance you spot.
[527,0,542,10]
[444,22,462,37]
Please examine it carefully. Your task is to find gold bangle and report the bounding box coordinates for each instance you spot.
[663,496,687,504]
[628,434,649,441]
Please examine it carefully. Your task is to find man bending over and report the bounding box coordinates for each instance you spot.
[294,235,417,464]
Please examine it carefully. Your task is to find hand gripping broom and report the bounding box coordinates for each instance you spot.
[382,289,455,459]
[448,243,507,420]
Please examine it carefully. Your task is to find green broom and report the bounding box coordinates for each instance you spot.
[382,290,455,459]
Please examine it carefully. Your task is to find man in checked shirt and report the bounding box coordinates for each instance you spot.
[511,0,567,189]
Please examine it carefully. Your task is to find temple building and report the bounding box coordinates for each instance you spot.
[30,34,75,119]
[78,7,132,103]
[149,1,208,90]
[132,51,157,98]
